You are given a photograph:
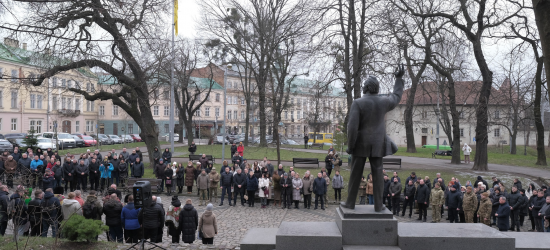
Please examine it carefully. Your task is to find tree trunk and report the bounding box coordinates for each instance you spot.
[244,99,251,146]
[526,131,531,147]
[510,134,517,155]
[139,116,160,170]
[185,119,194,146]
[471,42,492,171]
[175,123,184,144]
[534,58,547,165]
[273,119,281,165]
[404,93,417,153]
[533,0,550,90]
[448,80,461,164]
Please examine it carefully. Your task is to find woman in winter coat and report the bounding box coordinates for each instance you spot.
[176,163,185,194]
[259,173,270,208]
[253,164,262,179]
[185,161,196,194]
[179,199,198,244]
[198,203,217,244]
[164,165,174,196]
[118,159,128,187]
[162,148,172,164]
[292,173,303,209]
[272,171,281,207]
[247,171,259,207]
[237,142,244,157]
[121,195,141,243]
[462,143,472,164]
[99,157,114,191]
[165,196,182,243]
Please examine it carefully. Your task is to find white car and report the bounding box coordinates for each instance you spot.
[36,138,56,150]
[109,135,123,144]
[120,135,134,143]
[40,132,76,149]
[163,133,180,142]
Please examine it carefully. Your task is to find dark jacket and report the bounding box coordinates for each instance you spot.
[199,157,209,169]
[415,184,431,204]
[389,181,402,196]
[220,171,233,187]
[128,153,138,165]
[164,168,174,186]
[383,179,391,197]
[496,202,511,230]
[230,145,238,155]
[508,190,522,211]
[531,196,545,217]
[312,177,327,195]
[162,150,172,163]
[121,202,141,230]
[42,175,55,190]
[62,161,75,181]
[405,175,418,185]
[513,181,522,190]
[136,150,143,161]
[179,204,198,244]
[176,168,185,187]
[0,190,9,222]
[28,198,42,223]
[118,161,128,178]
[154,163,166,180]
[41,192,61,222]
[131,161,144,177]
[247,175,259,191]
[188,144,196,153]
[103,199,123,227]
[10,193,27,225]
[152,147,161,162]
[234,173,246,188]
[82,195,103,220]
[88,161,100,177]
[519,193,529,216]
[280,176,293,193]
[446,190,463,209]
[325,155,333,170]
[18,157,32,169]
[138,201,165,229]
[404,183,416,199]
[76,163,89,176]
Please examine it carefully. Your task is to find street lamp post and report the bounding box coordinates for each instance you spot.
[221,64,232,163]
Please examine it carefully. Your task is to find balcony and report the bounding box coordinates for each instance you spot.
[57,109,81,117]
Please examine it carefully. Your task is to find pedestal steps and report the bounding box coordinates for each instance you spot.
[343,246,402,250]
[240,228,278,250]
[275,222,342,250]
[502,232,550,250]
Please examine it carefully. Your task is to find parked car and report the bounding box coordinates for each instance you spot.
[4,133,27,139]
[71,133,86,139]
[161,133,180,142]
[71,135,85,147]
[109,135,123,144]
[120,134,134,143]
[7,138,28,150]
[213,134,229,144]
[41,132,76,149]
[0,134,4,139]
[36,138,56,150]
[130,134,142,142]
[81,136,97,147]
[97,134,114,145]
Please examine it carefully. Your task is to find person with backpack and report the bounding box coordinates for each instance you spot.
[40,188,61,237]
[0,185,9,236]
[82,190,103,220]
[121,195,141,243]
[9,188,28,239]
[28,190,43,236]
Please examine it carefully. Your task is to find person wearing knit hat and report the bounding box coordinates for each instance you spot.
[166,196,182,243]
[199,203,218,245]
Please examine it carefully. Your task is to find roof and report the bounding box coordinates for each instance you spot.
[0,41,97,79]
[399,80,507,106]
[98,73,223,90]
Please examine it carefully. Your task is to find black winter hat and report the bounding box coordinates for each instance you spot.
[171,196,181,207]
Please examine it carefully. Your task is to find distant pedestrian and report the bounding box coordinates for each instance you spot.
[237,142,244,157]
[462,143,472,164]
[303,135,309,149]
[358,176,367,205]
[188,142,197,155]
[332,171,344,204]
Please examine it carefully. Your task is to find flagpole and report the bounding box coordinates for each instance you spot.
[169,0,175,153]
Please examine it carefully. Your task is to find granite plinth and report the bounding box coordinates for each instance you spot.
[336,207,398,246]
[398,223,514,250]
[276,222,342,250]
[343,246,402,250]
[502,232,550,250]
[339,205,394,219]
[240,228,278,250]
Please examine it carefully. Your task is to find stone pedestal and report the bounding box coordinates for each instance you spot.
[336,205,398,246]
[276,222,342,250]
[241,228,278,250]
[502,232,550,250]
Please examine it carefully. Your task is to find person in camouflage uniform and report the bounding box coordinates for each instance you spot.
[462,186,478,223]
[478,191,492,226]
[429,182,445,222]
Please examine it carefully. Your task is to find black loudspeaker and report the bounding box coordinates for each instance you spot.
[133,181,151,209]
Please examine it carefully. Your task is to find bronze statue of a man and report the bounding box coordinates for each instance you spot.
[341,65,405,211]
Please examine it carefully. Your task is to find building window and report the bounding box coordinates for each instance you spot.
[216,93,220,102]
[241,98,245,105]
[86,82,90,91]
[494,128,500,137]
[164,124,169,133]
[285,111,288,120]
[215,107,220,117]
[74,98,79,110]
[52,77,57,87]
[99,105,105,116]
[128,124,133,134]
[227,110,232,120]
[86,120,94,132]
[113,105,119,116]
[460,128,464,137]
[164,90,170,99]
[291,111,294,120]
[0,90,3,107]
[195,109,201,117]
[11,90,17,108]
[233,96,238,104]
[52,96,58,110]
[62,97,66,109]
[61,79,66,88]
[241,110,245,120]
[11,70,17,83]
[87,101,94,111]
[153,106,159,116]
[37,95,43,109]
[11,118,17,131]
[297,110,301,119]
[421,110,428,119]
[68,80,72,89]
[75,121,80,133]
[234,110,237,120]
[87,100,91,111]
[0,68,3,81]
[459,111,464,119]
[164,106,169,116]
[494,111,500,119]
[67,98,72,110]
[421,128,428,133]
[29,120,42,133]
[30,94,36,109]
[154,89,159,99]
[205,107,210,117]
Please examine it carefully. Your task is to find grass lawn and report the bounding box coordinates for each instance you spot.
[174,144,333,162]
[56,141,169,155]
[394,145,550,169]
[0,236,118,250]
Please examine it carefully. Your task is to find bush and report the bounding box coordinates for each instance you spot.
[62,215,108,242]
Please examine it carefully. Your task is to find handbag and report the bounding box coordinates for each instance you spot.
[244,194,249,200]
[166,179,172,185]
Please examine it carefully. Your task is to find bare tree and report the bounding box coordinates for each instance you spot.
[532,1,550,88]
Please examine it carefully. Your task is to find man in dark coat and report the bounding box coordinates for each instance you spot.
[188,142,197,155]
[389,177,402,215]
[415,179,431,222]
[76,159,89,192]
[219,167,233,206]
[103,194,123,242]
[233,169,246,206]
[313,172,327,210]
[152,146,161,165]
[303,134,309,149]
[63,158,75,193]
[342,66,404,211]
[154,160,166,192]
[446,184,463,223]
[138,196,165,243]
[179,199,198,244]
[495,196,511,231]
[88,158,100,191]
[531,190,545,232]
[508,186,522,231]
[28,190,43,236]
[280,173,293,209]
[402,180,416,217]
[230,143,237,157]
[199,154,209,169]
[383,175,392,210]
[0,185,9,236]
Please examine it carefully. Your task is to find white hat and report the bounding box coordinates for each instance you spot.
[173,161,177,166]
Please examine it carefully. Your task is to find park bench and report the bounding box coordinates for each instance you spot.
[432,150,452,158]
[124,178,162,194]
[310,143,324,149]
[292,158,320,168]
[382,158,402,169]
[189,154,215,164]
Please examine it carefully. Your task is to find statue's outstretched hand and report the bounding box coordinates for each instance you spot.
[346,148,352,155]
[394,63,405,78]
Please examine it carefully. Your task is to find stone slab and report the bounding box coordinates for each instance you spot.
[336,208,398,246]
[398,223,514,250]
[240,228,278,250]
[502,232,550,250]
[276,222,342,250]
[343,246,401,250]
[339,205,394,219]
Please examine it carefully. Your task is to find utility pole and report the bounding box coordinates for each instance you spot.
[169,0,175,152]
[222,64,232,163]
[436,80,440,150]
